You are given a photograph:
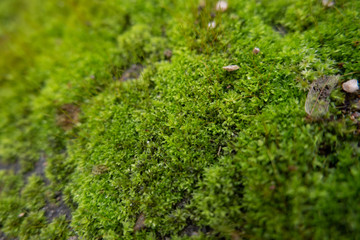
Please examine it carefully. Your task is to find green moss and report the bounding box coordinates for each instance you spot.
[18,211,46,240]
[1,0,360,239]
[116,24,169,67]
[39,216,70,240]
[21,175,46,211]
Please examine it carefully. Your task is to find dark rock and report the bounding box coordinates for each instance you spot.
[120,64,144,81]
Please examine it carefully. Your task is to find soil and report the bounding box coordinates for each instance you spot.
[0,161,21,173]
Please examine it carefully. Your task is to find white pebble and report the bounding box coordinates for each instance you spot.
[342,79,359,93]
[322,0,335,7]
[223,65,240,72]
[216,1,228,12]
[253,47,260,55]
[208,21,216,29]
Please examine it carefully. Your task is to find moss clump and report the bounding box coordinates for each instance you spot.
[1,0,360,239]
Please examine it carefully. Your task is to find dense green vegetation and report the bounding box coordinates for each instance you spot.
[1,0,360,239]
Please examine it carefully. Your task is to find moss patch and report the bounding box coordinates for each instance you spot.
[1,0,360,239]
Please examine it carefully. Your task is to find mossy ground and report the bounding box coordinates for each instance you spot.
[0,0,360,239]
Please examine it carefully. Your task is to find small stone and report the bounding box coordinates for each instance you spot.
[342,79,359,93]
[164,49,172,60]
[222,65,240,72]
[208,21,216,29]
[322,0,335,7]
[253,47,260,55]
[198,0,206,8]
[198,0,206,13]
[216,1,228,12]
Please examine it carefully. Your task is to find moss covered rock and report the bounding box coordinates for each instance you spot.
[0,0,360,239]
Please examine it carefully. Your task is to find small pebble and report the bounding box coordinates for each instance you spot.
[342,79,359,93]
[198,1,205,12]
[208,21,216,29]
[164,49,172,59]
[253,47,260,55]
[322,0,335,7]
[216,1,228,12]
[223,65,240,72]
[198,0,206,8]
